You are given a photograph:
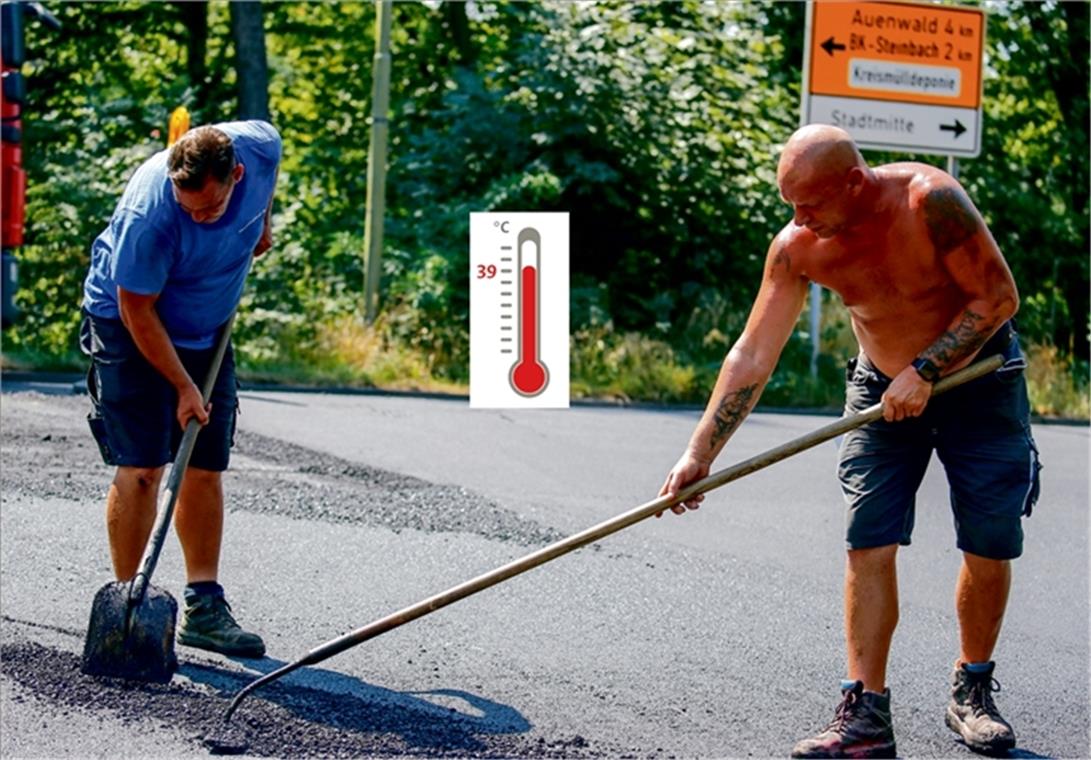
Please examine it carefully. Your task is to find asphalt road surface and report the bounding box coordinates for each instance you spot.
[1,382,1087,758]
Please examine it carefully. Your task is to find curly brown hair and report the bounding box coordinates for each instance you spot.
[167,126,236,190]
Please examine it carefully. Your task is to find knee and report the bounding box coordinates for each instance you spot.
[183,467,222,486]
[962,551,1011,579]
[114,466,164,493]
[847,544,899,570]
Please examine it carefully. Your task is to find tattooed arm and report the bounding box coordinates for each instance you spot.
[917,185,1018,370]
[657,230,809,516]
[880,182,1018,422]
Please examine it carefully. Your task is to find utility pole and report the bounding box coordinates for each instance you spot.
[363,0,392,325]
[809,282,821,378]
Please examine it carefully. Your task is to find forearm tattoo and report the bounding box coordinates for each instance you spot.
[921,308,995,369]
[709,383,758,451]
[923,187,980,254]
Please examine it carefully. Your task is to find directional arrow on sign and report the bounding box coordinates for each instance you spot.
[821,36,846,57]
[940,120,967,138]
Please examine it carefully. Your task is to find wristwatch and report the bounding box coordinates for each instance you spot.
[911,357,941,383]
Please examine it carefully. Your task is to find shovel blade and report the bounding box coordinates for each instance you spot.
[80,581,179,683]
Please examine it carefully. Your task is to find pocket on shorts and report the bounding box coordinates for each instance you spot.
[228,376,240,449]
[844,357,888,415]
[1022,428,1043,517]
[84,364,117,465]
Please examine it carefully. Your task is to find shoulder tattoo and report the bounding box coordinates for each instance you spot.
[772,242,789,273]
[923,187,980,254]
[768,238,794,279]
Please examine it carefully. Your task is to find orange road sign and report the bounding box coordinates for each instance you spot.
[802,0,986,157]
[809,1,984,109]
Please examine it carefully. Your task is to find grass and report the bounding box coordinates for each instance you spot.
[570,325,700,403]
[1024,342,1090,419]
[0,346,85,374]
[236,314,466,394]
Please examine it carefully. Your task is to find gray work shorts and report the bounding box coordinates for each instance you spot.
[838,324,1041,560]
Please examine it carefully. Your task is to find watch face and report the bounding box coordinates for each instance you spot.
[913,358,939,382]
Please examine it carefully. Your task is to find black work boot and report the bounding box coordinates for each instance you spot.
[946,662,1016,755]
[791,681,897,759]
[177,592,266,658]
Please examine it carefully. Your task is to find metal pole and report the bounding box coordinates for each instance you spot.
[363,0,392,325]
[946,155,959,180]
[809,282,821,378]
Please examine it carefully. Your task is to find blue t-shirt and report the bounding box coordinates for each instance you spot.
[83,120,281,349]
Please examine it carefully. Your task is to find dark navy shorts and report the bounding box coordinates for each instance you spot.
[838,324,1042,560]
[79,312,238,472]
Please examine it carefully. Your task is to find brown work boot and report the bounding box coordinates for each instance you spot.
[946,662,1016,755]
[178,593,265,658]
[791,680,897,759]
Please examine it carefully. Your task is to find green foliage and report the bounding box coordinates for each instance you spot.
[1024,342,1090,418]
[570,324,698,403]
[966,0,1089,357]
[3,1,1087,416]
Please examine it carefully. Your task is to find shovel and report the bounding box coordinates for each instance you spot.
[81,314,236,683]
[209,354,1004,750]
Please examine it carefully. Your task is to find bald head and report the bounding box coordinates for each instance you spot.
[776,126,876,238]
[777,125,867,195]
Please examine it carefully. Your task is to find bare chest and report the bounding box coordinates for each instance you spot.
[801,224,956,319]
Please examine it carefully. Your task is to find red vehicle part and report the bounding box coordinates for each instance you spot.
[1,2,59,328]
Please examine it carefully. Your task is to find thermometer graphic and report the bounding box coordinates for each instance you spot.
[508,227,549,397]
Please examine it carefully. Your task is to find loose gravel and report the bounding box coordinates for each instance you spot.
[1,392,563,547]
[1,389,607,758]
[1,640,602,758]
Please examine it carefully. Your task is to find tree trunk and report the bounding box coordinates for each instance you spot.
[176,2,208,99]
[229,1,270,121]
[442,1,474,66]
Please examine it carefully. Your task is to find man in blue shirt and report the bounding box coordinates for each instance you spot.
[81,121,281,658]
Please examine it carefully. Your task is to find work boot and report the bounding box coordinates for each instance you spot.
[791,680,897,759]
[945,662,1016,755]
[177,592,266,658]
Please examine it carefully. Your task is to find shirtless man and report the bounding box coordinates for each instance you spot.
[659,125,1040,758]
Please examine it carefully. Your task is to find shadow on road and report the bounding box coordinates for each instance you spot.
[183,654,532,754]
[1001,748,1053,759]
[0,629,566,758]
[947,739,1053,760]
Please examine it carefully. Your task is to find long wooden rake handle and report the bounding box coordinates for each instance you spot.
[223,353,1005,723]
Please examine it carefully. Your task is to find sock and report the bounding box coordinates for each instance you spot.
[184,581,224,602]
[963,661,992,674]
[840,679,859,691]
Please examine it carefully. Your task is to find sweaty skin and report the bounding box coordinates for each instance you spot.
[785,166,1014,385]
[659,124,1018,514]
